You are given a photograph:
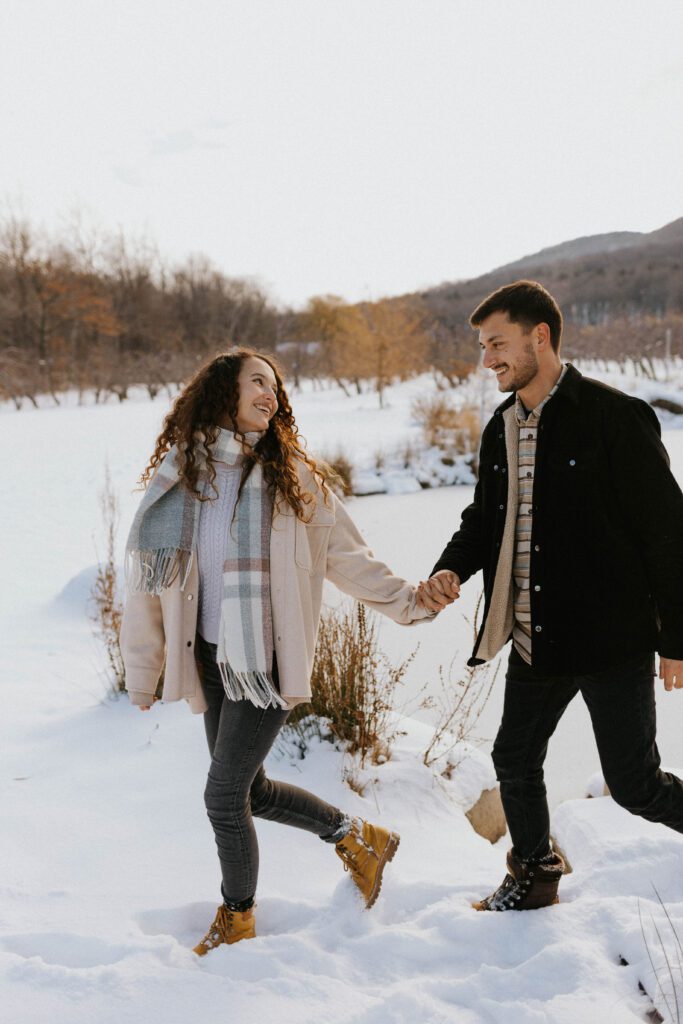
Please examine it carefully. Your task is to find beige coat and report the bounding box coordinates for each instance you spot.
[120,481,433,713]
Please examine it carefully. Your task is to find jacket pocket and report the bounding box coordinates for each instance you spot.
[547,443,600,505]
[294,511,334,574]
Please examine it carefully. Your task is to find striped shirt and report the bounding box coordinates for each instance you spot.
[512,365,568,664]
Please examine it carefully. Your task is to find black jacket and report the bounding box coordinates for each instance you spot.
[431,364,683,674]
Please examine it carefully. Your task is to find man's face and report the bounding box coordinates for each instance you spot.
[478,311,539,393]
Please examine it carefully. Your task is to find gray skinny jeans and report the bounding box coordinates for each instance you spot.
[198,634,349,909]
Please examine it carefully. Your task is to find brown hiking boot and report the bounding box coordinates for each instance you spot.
[335,818,400,909]
[473,849,565,911]
[192,904,256,955]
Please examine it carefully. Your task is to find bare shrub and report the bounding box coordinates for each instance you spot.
[422,591,498,770]
[286,602,417,767]
[411,394,481,454]
[91,462,125,694]
[422,660,498,771]
[319,451,353,497]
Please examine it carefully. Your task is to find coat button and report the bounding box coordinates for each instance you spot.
[534,544,540,552]
[534,585,541,592]
[187,640,192,647]
[502,467,507,474]
[535,625,542,633]
[499,504,504,510]
[493,464,499,471]
[187,593,194,601]
[569,459,576,466]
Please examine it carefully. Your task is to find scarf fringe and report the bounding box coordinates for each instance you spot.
[125,548,194,595]
[217,662,288,710]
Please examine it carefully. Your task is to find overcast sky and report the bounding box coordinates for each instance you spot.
[1,0,682,308]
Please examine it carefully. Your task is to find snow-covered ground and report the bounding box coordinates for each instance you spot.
[1,366,682,1022]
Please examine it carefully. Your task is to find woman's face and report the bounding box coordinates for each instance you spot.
[231,356,279,433]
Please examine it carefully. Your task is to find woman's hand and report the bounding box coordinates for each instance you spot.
[138,697,158,711]
[416,571,461,612]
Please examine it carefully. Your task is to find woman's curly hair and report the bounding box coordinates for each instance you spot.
[140,348,330,519]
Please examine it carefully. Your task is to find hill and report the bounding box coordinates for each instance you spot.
[418,216,683,332]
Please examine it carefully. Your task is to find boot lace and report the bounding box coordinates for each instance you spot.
[202,905,234,948]
[337,831,374,880]
[485,871,532,911]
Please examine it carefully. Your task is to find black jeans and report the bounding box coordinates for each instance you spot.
[198,634,348,908]
[492,647,683,861]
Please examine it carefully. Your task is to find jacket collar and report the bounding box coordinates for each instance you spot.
[493,362,581,418]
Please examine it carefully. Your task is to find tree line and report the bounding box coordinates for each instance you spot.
[1,214,680,409]
[0,215,476,408]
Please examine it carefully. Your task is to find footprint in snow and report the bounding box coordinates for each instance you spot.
[134,898,319,944]
[0,932,132,969]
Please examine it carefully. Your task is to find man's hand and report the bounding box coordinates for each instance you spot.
[417,570,461,613]
[659,657,683,691]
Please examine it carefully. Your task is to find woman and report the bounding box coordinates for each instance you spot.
[120,348,433,956]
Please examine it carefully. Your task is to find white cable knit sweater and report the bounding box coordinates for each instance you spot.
[197,461,241,644]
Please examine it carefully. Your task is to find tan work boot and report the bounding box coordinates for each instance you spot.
[193,904,256,955]
[335,818,400,909]
[473,849,565,911]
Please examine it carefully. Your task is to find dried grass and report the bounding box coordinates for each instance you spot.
[90,463,126,695]
[319,451,354,497]
[411,394,481,454]
[421,591,498,770]
[286,601,417,767]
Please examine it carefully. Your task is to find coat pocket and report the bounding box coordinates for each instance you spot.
[294,510,334,574]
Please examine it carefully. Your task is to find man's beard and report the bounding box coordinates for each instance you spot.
[497,341,539,393]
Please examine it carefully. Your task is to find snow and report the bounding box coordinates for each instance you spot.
[1,365,682,1023]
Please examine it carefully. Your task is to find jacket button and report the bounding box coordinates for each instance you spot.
[534,544,540,552]
[535,625,542,633]
[534,585,541,592]
[569,459,576,466]
[502,467,507,474]
[187,594,194,601]
[187,640,192,647]
[493,464,499,471]
[499,504,504,510]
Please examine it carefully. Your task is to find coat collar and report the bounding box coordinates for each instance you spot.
[493,362,581,418]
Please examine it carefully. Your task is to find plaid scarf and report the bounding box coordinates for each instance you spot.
[125,429,285,709]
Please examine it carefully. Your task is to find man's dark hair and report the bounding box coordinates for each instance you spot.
[469,280,563,352]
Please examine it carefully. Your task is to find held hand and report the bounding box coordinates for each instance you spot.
[416,570,461,613]
[138,698,157,712]
[659,657,683,692]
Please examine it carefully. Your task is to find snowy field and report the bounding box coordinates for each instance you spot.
[1,365,682,1022]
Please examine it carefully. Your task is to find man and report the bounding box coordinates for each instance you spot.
[417,280,683,911]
